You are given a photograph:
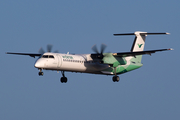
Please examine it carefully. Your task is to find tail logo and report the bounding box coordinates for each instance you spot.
[138,44,143,48]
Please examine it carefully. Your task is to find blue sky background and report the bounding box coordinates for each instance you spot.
[1,0,180,120]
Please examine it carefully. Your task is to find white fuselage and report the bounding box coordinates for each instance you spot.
[34,52,110,74]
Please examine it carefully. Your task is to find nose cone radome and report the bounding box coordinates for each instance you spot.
[34,62,40,68]
[34,59,43,68]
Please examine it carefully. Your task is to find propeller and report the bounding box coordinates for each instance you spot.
[38,47,45,54]
[47,44,53,52]
[91,44,107,59]
[38,44,59,54]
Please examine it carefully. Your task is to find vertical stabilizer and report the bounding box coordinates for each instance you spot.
[130,31,147,63]
[131,31,147,52]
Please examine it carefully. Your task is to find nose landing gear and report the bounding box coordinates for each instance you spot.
[60,71,67,83]
[38,69,44,76]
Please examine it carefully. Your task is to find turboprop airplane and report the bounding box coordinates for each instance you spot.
[6,31,173,83]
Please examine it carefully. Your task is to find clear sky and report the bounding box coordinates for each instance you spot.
[1,0,180,120]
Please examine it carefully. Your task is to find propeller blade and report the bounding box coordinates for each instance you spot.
[38,47,45,54]
[47,44,53,52]
[54,50,59,53]
[100,43,107,54]
[38,44,59,54]
[91,44,108,59]
[92,44,100,54]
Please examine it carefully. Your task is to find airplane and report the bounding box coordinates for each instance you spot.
[6,31,173,83]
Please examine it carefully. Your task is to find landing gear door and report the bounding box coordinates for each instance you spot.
[56,54,62,68]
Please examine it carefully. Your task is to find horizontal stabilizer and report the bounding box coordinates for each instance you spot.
[6,52,41,58]
[114,32,170,36]
[112,48,173,57]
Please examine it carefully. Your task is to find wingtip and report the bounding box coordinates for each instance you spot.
[168,48,174,50]
[166,32,170,35]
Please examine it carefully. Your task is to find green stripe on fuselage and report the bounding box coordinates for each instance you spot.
[115,63,143,75]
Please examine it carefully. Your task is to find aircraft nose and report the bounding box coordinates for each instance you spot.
[34,62,40,68]
[34,59,43,68]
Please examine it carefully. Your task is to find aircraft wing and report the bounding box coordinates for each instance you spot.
[6,52,41,58]
[112,48,173,57]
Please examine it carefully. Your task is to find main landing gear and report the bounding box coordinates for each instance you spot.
[112,67,120,82]
[60,71,67,83]
[112,76,120,82]
[38,69,44,76]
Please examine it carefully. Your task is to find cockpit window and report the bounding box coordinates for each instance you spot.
[42,55,48,58]
[49,55,54,58]
[42,55,54,58]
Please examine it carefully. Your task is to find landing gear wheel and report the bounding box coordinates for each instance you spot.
[112,76,120,82]
[60,71,67,83]
[38,69,43,76]
[38,72,44,76]
[60,77,67,83]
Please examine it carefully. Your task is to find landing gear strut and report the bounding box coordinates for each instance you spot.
[38,69,43,76]
[60,71,67,83]
[112,67,120,82]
